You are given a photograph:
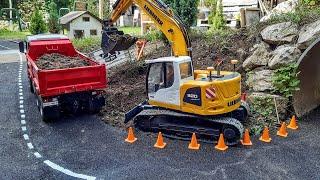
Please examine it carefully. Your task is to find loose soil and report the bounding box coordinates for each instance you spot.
[36,53,90,70]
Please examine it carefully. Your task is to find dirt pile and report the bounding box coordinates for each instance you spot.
[101,61,147,128]
[36,53,90,70]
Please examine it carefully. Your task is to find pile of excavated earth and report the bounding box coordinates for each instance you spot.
[36,53,90,70]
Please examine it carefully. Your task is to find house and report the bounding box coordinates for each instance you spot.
[109,0,139,27]
[59,11,103,39]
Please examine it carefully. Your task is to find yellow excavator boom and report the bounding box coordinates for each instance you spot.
[109,0,192,57]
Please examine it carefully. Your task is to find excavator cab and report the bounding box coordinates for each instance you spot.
[146,56,194,107]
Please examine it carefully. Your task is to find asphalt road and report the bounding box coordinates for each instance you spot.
[1,41,320,179]
[0,40,19,50]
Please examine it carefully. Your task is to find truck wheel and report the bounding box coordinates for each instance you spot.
[71,100,80,114]
[88,98,101,114]
[40,104,60,122]
[29,79,34,93]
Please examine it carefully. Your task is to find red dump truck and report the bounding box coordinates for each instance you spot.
[19,34,107,121]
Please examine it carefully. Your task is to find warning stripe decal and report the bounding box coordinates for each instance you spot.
[206,87,216,99]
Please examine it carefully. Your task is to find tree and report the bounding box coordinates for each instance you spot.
[163,0,199,29]
[18,0,46,21]
[206,0,225,30]
[29,9,47,34]
[48,1,60,33]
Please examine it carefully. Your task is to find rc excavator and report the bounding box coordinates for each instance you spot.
[102,0,250,145]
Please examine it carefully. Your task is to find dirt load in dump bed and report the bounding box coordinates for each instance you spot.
[36,53,90,70]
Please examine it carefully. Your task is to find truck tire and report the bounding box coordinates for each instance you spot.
[40,105,60,122]
[88,98,100,114]
[88,96,105,114]
[29,78,34,93]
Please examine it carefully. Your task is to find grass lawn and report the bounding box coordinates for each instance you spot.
[0,29,31,40]
[118,26,141,36]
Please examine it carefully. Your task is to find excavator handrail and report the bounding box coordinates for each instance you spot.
[108,0,192,57]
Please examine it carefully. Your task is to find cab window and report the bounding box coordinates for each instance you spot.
[166,62,174,88]
[179,62,193,79]
[148,63,164,94]
[148,62,174,94]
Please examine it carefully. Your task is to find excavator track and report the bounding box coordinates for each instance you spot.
[133,109,244,146]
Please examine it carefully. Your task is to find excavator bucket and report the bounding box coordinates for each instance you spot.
[293,37,320,117]
[101,27,138,55]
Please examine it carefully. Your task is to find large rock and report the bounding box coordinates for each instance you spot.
[268,45,301,69]
[248,92,289,119]
[246,69,274,92]
[261,22,298,45]
[297,20,320,49]
[242,43,271,71]
[260,0,299,22]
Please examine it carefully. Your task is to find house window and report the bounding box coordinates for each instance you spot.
[83,17,90,22]
[90,29,97,36]
[74,30,84,38]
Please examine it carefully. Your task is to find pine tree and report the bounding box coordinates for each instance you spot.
[29,9,47,34]
[163,0,199,29]
[48,1,60,33]
[206,0,225,30]
[211,0,225,30]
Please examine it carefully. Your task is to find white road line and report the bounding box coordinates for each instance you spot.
[23,134,29,140]
[21,120,26,125]
[21,114,25,119]
[20,109,25,114]
[18,82,22,86]
[19,85,23,89]
[20,105,24,109]
[19,92,23,96]
[27,143,34,149]
[19,100,23,104]
[19,89,22,92]
[0,44,11,50]
[44,160,96,180]
[21,126,27,131]
[34,152,42,158]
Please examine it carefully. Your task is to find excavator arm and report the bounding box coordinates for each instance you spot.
[103,0,192,57]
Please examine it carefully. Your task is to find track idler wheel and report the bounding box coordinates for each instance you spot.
[222,125,241,145]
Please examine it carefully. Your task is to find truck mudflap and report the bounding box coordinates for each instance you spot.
[125,100,150,123]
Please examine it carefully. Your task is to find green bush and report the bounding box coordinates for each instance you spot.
[205,0,226,30]
[272,64,300,98]
[163,0,200,29]
[143,29,164,42]
[267,3,320,25]
[72,37,101,53]
[29,9,47,35]
[48,2,60,34]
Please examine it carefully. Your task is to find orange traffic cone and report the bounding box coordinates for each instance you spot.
[215,133,228,151]
[277,122,288,137]
[240,129,252,146]
[188,133,200,150]
[125,127,137,143]
[287,115,298,130]
[154,132,166,149]
[259,126,272,143]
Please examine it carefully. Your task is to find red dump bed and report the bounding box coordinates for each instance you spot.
[26,36,107,97]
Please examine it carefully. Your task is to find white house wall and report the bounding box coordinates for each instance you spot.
[68,14,102,38]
